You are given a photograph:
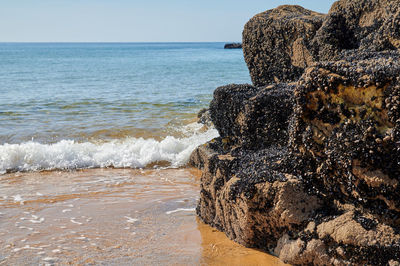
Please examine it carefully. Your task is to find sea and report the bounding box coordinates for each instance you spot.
[0,43,285,264]
[0,42,251,173]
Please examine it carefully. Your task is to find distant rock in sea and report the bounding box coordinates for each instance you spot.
[224,43,242,49]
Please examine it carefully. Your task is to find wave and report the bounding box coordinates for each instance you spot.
[0,124,218,174]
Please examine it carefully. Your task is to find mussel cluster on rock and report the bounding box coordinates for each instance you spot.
[191,1,400,265]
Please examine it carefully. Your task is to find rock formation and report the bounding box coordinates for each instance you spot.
[224,43,242,49]
[291,51,400,217]
[242,5,325,86]
[242,1,400,86]
[192,0,400,264]
[313,0,400,61]
[209,83,294,148]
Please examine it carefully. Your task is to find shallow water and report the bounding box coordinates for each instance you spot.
[0,168,286,265]
[0,42,250,145]
[0,43,285,265]
[0,42,249,173]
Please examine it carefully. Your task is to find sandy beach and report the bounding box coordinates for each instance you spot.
[0,168,285,265]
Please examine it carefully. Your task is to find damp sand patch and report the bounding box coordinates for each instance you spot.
[0,168,285,265]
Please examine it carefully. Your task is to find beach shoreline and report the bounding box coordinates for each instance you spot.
[0,168,285,265]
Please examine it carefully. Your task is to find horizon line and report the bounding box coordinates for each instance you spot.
[0,41,242,44]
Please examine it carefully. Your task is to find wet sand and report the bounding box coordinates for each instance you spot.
[0,168,286,265]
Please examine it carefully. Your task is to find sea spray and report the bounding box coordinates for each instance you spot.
[0,124,218,173]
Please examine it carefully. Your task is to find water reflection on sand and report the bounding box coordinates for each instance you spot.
[0,168,286,265]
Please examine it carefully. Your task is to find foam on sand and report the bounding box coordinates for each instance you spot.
[165,208,196,215]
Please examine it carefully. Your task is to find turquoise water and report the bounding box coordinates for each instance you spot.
[0,43,250,172]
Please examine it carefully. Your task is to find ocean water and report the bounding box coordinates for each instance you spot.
[0,43,250,173]
[0,43,286,265]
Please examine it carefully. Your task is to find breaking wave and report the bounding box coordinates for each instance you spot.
[0,124,218,174]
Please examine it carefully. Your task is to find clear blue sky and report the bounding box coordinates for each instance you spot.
[0,0,337,42]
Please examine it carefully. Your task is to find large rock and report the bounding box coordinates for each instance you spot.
[210,83,294,148]
[290,51,400,221]
[194,1,400,264]
[209,84,258,140]
[242,5,325,86]
[194,134,400,265]
[194,53,400,264]
[195,139,322,252]
[313,0,400,61]
[242,1,400,87]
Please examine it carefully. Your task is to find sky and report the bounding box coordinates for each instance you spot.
[0,0,337,42]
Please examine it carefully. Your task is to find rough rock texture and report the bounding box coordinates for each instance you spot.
[291,51,400,224]
[313,0,400,61]
[194,54,400,264]
[197,108,212,127]
[194,0,400,265]
[242,5,325,86]
[243,1,400,88]
[274,207,400,265]
[210,83,294,148]
[194,140,322,252]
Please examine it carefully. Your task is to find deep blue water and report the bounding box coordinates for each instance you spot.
[0,42,250,144]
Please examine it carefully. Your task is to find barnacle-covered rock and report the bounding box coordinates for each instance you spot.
[193,135,400,265]
[313,0,400,61]
[196,108,212,127]
[291,51,400,221]
[242,5,325,86]
[194,0,400,264]
[209,83,294,148]
[195,139,322,252]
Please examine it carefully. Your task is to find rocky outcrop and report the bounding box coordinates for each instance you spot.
[242,1,400,87]
[313,0,400,61]
[291,51,400,218]
[194,0,400,265]
[224,43,242,49]
[194,140,322,252]
[242,5,325,86]
[209,83,294,148]
[194,52,400,265]
[285,52,400,265]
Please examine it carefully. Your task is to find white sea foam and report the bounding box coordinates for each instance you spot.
[12,195,23,202]
[0,125,218,173]
[165,208,196,215]
[70,219,83,225]
[124,216,138,224]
